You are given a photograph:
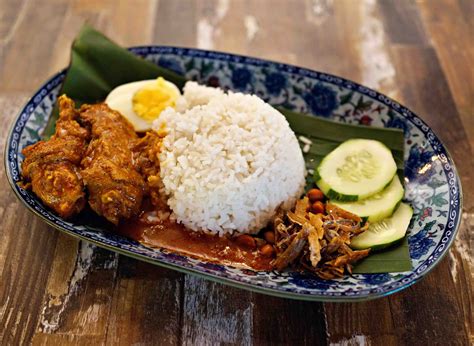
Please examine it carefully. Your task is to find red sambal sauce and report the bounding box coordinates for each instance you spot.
[117,210,274,271]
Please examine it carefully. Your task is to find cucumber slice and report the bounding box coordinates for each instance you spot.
[331,176,404,222]
[351,203,413,251]
[315,139,397,201]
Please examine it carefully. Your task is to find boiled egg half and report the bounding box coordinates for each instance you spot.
[105,77,180,132]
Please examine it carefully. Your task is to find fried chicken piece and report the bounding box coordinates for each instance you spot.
[132,131,167,209]
[80,103,145,225]
[21,95,90,218]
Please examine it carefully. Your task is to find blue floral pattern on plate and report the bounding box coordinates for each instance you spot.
[263,72,287,96]
[303,83,339,117]
[231,67,253,90]
[4,46,462,301]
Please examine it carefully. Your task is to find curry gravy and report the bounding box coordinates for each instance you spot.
[118,210,273,271]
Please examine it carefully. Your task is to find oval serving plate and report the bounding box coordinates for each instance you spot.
[5,46,462,301]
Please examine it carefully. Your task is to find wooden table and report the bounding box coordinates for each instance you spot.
[1,0,472,344]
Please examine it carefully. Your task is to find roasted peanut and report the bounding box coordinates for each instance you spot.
[235,234,257,249]
[263,231,275,244]
[259,244,275,257]
[255,237,266,247]
[309,200,325,214]
[307,188,324,203]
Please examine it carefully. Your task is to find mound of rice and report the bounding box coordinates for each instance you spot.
[175,81,226,111]
[154,82,305,235]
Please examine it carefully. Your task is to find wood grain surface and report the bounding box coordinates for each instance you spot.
[0,0,472,345]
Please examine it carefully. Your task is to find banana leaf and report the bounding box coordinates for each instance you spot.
[43,24,411,274]
[279,108,405,184]
[42,25,186,136]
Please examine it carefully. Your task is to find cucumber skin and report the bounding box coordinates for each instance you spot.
[325,188,359,202]
[350,203,413,251]
[336,197,403,223]
[364,236,405,252]
[331,176,404,222]
[314,139,397,201]
[314,170,359,202]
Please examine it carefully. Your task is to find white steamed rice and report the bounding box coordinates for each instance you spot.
[153,82,305,235]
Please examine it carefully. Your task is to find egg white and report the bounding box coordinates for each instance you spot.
[105,79,180,132]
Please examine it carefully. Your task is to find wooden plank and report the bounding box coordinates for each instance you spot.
[154,0,198,46]
[390,44,472,344]
[0,215,58,345]
[252,294,327,345]
[48,0,158,73]
[105,258,182,345]
[0,94,60,345]
[241,0,363,81]
[180,276,253,345]
[417,0,474,148]
[31,242,184,346]
[390,45,472,175]
[206,0,246,53]
[46,1,104,74]
[457,0,474,25]
[105,0,158,45]
[323,300,397,345]
[357,0,400,99]
[389,262,470,343]
[31,241,118,345]
[0,0,69,92]
[0,0,29,46]
[379,0,429,45]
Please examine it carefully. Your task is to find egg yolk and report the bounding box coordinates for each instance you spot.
[132,77,179,121]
